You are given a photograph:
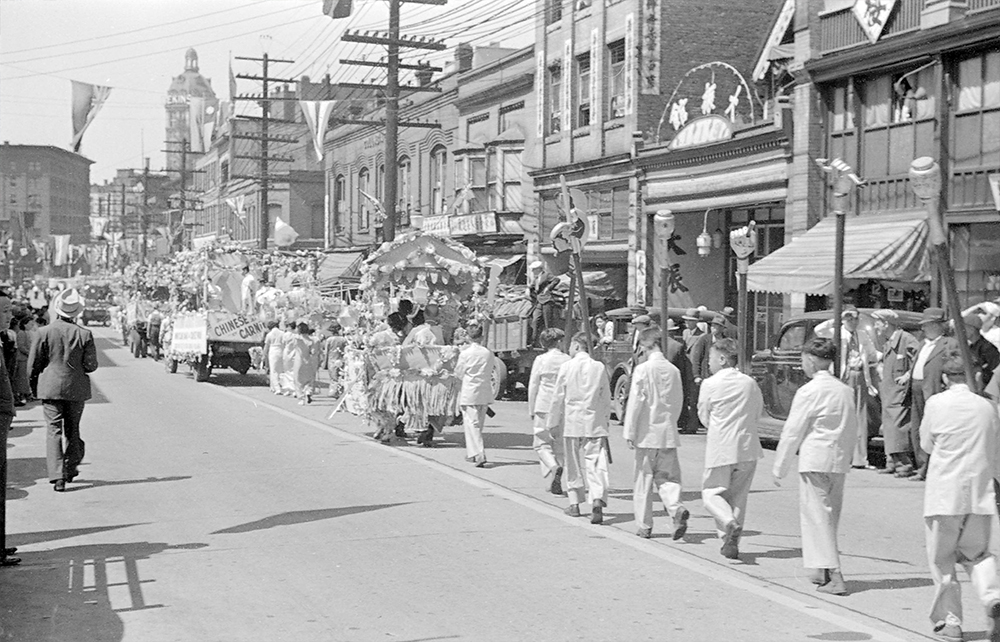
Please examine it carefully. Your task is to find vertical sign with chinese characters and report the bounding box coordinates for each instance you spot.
[851,0,897,44]
[536,50,546,139]
[624,13,635,116]
[635,248,647,307]
[590,28,601,131]
[563,39,573,132]
[640,0,661,94]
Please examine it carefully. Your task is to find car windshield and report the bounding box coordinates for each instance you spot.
[778,325,807,351]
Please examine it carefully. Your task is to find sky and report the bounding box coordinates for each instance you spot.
[0,0,535,184]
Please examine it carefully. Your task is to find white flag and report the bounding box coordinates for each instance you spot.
[89,216,109,239]
[52,236,71,266]
[189,96,206,153]
[299,100,337,161]
[70,81,111,153]
[274,216,299,247]
[226,195,247,229]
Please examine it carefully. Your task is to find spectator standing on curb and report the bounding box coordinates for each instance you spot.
[871,310,920,477]
[0,293,19,566]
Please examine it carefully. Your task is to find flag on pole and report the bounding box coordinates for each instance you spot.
[52,235,71,266]
[70,80,111,153]
[322,0,353,19]
[359,189,387,223]
[299,100,337,161]
[274,216,299,247]
[226,195,248,229]
[189,96,206,153]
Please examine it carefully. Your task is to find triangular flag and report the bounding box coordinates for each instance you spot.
[189,96,206,153]
[70,80,111,153]
[359,189,386,222]
[323,0,352,19]
[156,226,171,239]
[299,100,337,161]
[226,195,248,229]
[274,216,299,247]
[229,57,237,102]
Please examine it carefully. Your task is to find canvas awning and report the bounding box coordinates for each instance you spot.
[316,252,363,284]
[746,211,931,295]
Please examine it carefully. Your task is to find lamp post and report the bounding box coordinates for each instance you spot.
[729,221,757,372]
[654,209,675,355]
[908,157,979,391]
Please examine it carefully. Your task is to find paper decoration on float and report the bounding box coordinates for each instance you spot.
[70,81,111,153]
[274,217,299,247]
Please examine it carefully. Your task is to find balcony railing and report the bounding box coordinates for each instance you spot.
[950,167,999,210]
[819,0,922,54]
[858,175,921,212]
[969,0,1000,12]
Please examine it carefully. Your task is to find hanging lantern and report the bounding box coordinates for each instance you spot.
[413,276,429,304]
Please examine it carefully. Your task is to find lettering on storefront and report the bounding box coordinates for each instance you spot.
[363,132,385,150]
[666,115,734,150]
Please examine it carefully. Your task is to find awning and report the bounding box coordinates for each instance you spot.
[555,268,628,301]
[316,252,363,284]
[746,211,931,295]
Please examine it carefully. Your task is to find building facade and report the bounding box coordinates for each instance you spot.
[166,49,219,174]
[90,166,173,260]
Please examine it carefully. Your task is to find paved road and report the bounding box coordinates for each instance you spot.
[0,327,986,641]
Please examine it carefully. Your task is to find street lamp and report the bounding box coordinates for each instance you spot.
[729,221,757,372]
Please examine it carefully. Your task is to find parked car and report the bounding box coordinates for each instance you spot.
[750,308,923,434]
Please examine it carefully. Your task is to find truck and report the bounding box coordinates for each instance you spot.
[484,298,539,398]
[164,310,267,382]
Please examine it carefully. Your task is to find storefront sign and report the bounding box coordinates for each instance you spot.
[624,13,636,115]
[852,0,896,44]
[667,115,734,150]
[422,212,497,237]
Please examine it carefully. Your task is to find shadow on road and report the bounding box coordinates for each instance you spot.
[484,432,533,449]
[65,476,193,493]
[0,541,207,642]
[6,456,46,499]
[211,503,411,535]
[846,576,934,594]
[8,523,148,548]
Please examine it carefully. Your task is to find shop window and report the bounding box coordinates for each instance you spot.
[608,41,626,120]
[549,66,563,134]
[952,51,1000,170]
[357,167,370,231]
[454,154,488,214]
[397,156,411,227]
[487,146,523,212]
[577,54,592,127]
[951,223,1000,304]
[430,146,447,216]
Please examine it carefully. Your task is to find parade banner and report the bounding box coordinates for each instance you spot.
[89,216,109,239]
[170,314,209,355]
[207,311,267,343]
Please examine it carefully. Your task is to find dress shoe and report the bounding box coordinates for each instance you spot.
[590,499,605,525]
[672,508,690,541]
[3,547,16,556]
[721,521,742,560]
[0,556,21,567]
[988,600,1000,642]
[636,527,652,539]
[877,463,897,474]
[53,480,66,492]
[894,465,915,478]
[933,621,963,642]
[816,569,847,595]
[565,504,581,518]
[809,568,827,585]
[472,454,487,468]
[909,472,927,482]
[549,467,564,495]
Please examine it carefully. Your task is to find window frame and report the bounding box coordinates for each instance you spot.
[607,41,626,120]
[357,167,371,232]
[486,144,524,213]
[577,53,592,128]
[548,65,563,134]
[397,156,412,227]
[430,146,447,217]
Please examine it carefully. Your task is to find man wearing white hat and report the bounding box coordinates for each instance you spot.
[28,288,99,492]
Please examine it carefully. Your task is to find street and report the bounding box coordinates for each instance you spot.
[0,328,989,641]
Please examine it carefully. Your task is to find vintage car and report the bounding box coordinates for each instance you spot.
[81,300,112,326]
[750,308,923,436]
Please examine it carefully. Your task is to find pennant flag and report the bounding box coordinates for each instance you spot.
[155,226,171,239]
[89,216,109,239]
[229,57,237,102]
[323,0,353,19]
[274,216,299,247]
[70,80,111,153]
[226,195,248,229]
[299,100,337,161]
[189,96,206,153]
[52,235,71,266]
[455,181,474,206]
[359,189,387,223]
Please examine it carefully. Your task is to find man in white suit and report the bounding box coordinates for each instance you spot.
[773,337,858,596]
[527,328,571,495]
[623,327,689,540]
[548,331,612,524]
[920,353,1000,642]
[698,337,764,559]
[454,324,495,468]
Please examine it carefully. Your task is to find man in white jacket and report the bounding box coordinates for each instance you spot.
[527,328,571,495]
[698,337,764,559]
[773,337,858,596]
[920,353,1000,642]
[454,324,496,468]
[548,331,612,524]
[623,327,689,540]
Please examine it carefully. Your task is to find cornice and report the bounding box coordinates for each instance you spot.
[456,73,534,112]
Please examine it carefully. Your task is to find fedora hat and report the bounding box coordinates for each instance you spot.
[919,307,947,325]
[665,318,678,331]
[682,307,701,321]
[871,309,899,322]
[632,314,652,326]
[841,305,859,318]
[51,288,83,319]
[710,314,727,326]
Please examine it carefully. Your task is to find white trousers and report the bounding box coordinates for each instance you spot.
[565,437,609,506]
[267,347,283,392]
[925,514,1000,627]
[799,472,845,570]
[462,405,487,459]
[633,448,684,531]
[702,460,757,537]
[532,412,563,477]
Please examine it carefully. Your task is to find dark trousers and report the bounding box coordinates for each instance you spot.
[44,400,86,483]
[910,382,928,469]
[1,413,13,554]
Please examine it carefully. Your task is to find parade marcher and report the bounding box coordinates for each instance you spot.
[278,321,299,396]
[13,314,33,405]
[871,309,920,477]
[698,337,764,559]
[527,328,570,494]
[773,338,858,596]
[549,332,612,524]
[28,289,99,493]
[263,321,284,394]
[240,265,259,316]
[624,327,689,539]
[146,305,163,361]
[322,324,346,398]
[964,314,1000,388]
[0,293,19,566]
[454,323,495,468]
[907,307,961,482]
[919,352,1000,642]
[370,315,407,444]
[290,322,319,405]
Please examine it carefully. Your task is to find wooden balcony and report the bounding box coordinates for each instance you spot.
[858,175,920,212]
[819,0,922,54]
[969,0,1000,12]
[950,167,999,211]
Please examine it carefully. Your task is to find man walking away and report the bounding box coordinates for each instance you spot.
[920,352,1000,642]
[964,314,1000,388]
[28,289,99,492]
[548,332,612,524]
[624,327,689,540]
[699,337,764,559]
[0,293,19,566]
[871,310,920,477]
[527,328,570,494]
[454,323,495,468]
[773,338,858,596]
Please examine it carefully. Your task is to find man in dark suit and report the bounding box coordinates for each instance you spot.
[905,307,960,482]
[0,293,19,566]
[663,319,698,434]
[28,289,99,492]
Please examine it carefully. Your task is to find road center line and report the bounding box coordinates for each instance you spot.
[215,384,913,642]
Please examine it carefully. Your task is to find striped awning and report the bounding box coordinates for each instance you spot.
[746,211,931,295]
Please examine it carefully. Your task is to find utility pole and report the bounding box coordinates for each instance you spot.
[338,0,446,242]
[140,158,150,264]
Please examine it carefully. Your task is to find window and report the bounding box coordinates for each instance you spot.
[549,66,563,134]
[590,187,629,240]
[499,101,524,134]
[357,168,370,231]
[334,175,346,233]
[546,0,562,24]
[860,70,936,180]
[376,164,385,226]
[953,51,1000,171]
[577,54,591,127]
[397,157,411,227]
[466,113,492,145]
[27,162,41,173]
[487,146,524,212]
[220,160,229,184]
[608,41,626,119]
[455,154,487,214]
[430,146,447,216]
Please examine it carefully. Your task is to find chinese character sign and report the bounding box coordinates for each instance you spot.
[852,0,897,44]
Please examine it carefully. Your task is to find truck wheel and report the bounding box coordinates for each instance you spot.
[165,358,178,374]
[613,375,629,423]
[194,357,211,382]
[491,360,507,401]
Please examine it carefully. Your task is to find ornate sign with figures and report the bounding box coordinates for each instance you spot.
[852,0,897,44]
[656,61,756,144]
[666,115,734,150]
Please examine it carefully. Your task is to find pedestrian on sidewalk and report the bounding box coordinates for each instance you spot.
[527,327,570,495]
[698,337,764,559]
[908,308,960,482]
[28,288,99,493]
[919,352,1000,642]
[871,310,920,477]
[454,323,495,468]
[549,332,612,524]
[773,337,858,596]
[263,321,283,394]
[0,293,20,567]
[624,326,689,539]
